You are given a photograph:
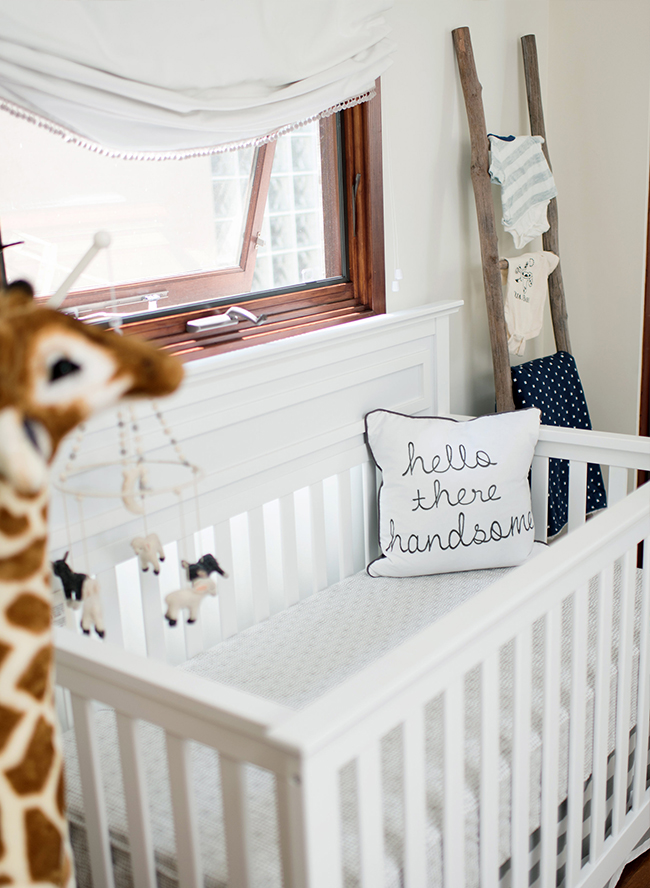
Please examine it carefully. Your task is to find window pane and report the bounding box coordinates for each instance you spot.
[210,147,256,267]
[1,116,258,297]
[0,113,342,310]
[252,121,331,292]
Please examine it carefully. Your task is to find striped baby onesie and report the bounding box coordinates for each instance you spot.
[488,134,557,248]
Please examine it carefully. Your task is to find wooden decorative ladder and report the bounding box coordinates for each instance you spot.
[452,28,572,412]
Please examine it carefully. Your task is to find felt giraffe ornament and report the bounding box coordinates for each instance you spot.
[0,280,183,887]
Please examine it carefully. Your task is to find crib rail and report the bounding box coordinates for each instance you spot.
[56,630,300,888]
[54,423,650,671]
[51,302,650,888]
[54,460,379,665]
[532,425,650,541]
[56,480,650,888]
[268,482,650,888]
[50,303,464,663]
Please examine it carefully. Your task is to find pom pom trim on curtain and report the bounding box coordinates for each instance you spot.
[0,0,394,159]
[0,90,375,161]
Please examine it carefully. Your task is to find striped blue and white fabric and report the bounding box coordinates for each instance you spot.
[488,134,558,248]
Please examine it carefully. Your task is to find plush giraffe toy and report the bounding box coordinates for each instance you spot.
[0,282,183,887]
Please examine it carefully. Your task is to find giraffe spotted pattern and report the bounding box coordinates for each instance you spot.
[0,282,182,886]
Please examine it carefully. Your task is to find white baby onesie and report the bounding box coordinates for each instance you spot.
[488,135,558,249]
[504,251,559,355]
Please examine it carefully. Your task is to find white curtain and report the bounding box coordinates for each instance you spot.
[0,0,393,158]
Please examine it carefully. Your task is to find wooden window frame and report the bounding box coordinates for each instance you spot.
[58,142,278,316]
[106,84,386,360]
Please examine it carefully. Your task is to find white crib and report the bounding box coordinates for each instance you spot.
[51,301,650,888]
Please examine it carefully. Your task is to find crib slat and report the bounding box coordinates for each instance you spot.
[568,459,588,531]
[184,602,208,657]
[275,772,305,888]
[115,714,157,888]
[98,567,123,647]
[362,461,378,565]
[633,537,650,809]
[337,470,355,581]
[531,454,549,543]
[358,740,385,888]
[70,694,116,888]
[55,685,73,733]
[276,771,306,888]
[607,465,629,507]
[444,677,465,888]
[196,525,222,649]
[310,482,328,594]
[64,596,78,631]
[220,755,252,888]
[166,733,202,888]
[591,564,614,860]
[248,506,270,623]
[540,606,562,888]
[511,629,532,888]
[613,550,636,836]
[350,464,367,573]
[279,759,342,888]
[566,583,589,884]
[139,569,167,662]
[280,493,300,607]
[215,519,238,639]
[182,534,206,660]
[480,652,500,888]
[403,710,427,887]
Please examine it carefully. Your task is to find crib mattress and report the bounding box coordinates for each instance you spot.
[63,551,643,888]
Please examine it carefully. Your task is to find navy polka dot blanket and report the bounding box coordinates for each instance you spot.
[511,352,607,537]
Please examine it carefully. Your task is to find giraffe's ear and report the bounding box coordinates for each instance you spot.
[3,280,34,301]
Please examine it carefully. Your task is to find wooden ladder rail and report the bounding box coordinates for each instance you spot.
[452,26,514,413]
[453,28,572,412]
[521,34,572,355]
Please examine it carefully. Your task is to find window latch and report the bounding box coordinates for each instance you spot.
[186,306,267,333]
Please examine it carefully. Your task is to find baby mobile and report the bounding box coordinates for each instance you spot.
[50,232,227,637]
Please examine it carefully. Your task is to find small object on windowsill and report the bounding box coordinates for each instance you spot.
[186,306,267,333]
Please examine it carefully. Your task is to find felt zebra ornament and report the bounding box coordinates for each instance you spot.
[51,552,105,638]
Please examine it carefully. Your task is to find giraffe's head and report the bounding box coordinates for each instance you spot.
[0,281,184,493]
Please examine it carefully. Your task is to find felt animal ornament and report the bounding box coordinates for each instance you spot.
[75,576,105,639]
[164,575,218,626]
[51,551,85,604]
[131,532,166,575]
[68,575,105,639]
[181,553,228,581]
[121,463,147,514]
[0,280,182,887]
[51,551,105,638]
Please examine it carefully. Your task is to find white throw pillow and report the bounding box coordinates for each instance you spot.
[365,408,541,577]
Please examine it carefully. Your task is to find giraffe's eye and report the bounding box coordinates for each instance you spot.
[50,357,81,382]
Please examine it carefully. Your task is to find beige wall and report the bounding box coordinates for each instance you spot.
[381,0,650,433]
[547,0,650,434]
